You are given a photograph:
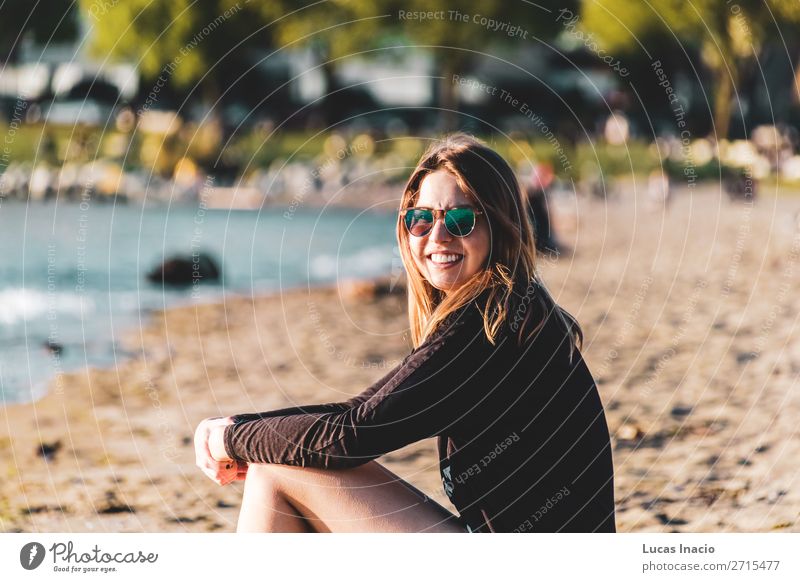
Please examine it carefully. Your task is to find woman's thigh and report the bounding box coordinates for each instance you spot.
[248,460,466,533]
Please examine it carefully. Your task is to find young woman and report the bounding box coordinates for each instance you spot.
[194,133,616,533]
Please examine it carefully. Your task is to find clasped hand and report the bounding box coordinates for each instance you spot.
[194,416,248,486]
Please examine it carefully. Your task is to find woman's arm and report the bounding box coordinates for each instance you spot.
[222,306,498,468]
[224,354,414,425]
[203,356,416,465]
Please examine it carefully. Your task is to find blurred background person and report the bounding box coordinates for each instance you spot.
[524,161,563,257]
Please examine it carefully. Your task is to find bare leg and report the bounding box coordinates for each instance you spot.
[238,471,314,532]
[236,460,465,533]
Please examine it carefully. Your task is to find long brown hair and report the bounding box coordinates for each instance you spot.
[397,133,582,355]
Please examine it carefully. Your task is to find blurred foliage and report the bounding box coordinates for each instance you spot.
[8,0,799,187]
[258,0,579,62]
[83,0,577,123]
[2,120,662,183]
[0,0,79,63]
[581,0,800,139]
[79,0,271,97]
[258,0,578,127]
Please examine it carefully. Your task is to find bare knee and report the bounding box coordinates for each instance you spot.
[244,463,281,487]
[244,462,313,490]
[244,460,384,494]
[237,463,314,532]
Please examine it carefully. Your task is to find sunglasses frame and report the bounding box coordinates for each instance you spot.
[400,205,484,238]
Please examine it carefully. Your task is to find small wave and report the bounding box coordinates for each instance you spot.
[0,288,95,326]
[309,246,394,280]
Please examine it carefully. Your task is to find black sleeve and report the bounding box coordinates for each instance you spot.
[222,306,494,468]
[227,358,414,424]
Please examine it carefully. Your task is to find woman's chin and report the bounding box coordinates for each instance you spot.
[429,277,463,293]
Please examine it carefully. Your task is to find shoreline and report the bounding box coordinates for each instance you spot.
[0,199,400,408]
[2,186,800,532]
[2,278,386,409]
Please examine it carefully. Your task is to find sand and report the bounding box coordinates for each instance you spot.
[2,182,799,532]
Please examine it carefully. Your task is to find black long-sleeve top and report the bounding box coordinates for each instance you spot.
[223,286,616,533]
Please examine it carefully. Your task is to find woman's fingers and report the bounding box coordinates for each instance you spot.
[194,417,239,485]
[194,419,216,464]
[203,457,242,486]
[196,438,217,477]
[201,456,247,484]
[235,462,249,481]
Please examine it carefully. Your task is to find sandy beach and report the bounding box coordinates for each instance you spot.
[2,183,799,533]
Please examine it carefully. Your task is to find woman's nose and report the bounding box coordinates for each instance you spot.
[429,216,452,242]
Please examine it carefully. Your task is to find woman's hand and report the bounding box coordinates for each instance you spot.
[194,416,248,486]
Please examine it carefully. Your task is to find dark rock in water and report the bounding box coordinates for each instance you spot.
[147,253,221,286]
[43,340,64,355]
[37,440,62,462]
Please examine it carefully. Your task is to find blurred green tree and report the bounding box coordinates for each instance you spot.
[581,0,800,139]
[79,0,271,101]
[0,0,79,64]
[82,0,578,127]
[227,0,578,128]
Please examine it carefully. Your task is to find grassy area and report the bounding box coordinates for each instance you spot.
[3,122,767,188]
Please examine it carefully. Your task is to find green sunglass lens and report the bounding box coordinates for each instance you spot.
[405,209,434,236]
[445,208,476,236]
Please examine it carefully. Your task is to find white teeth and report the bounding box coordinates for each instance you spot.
[429,253,463,264]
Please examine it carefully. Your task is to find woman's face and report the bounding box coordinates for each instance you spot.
[407,169,491,293]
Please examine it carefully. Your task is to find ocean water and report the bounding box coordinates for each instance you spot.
[0,200,399,404]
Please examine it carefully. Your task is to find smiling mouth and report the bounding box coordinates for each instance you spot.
[427,252,464,268]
